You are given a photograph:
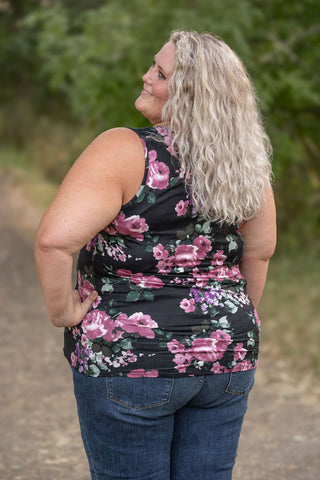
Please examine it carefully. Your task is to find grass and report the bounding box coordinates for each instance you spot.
[259,253,320,378]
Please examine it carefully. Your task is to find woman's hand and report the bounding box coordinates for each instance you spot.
[63,289,98,329]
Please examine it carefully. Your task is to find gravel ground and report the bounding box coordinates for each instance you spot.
[1,174,319,480]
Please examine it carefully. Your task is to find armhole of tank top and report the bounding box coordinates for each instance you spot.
[121,128,149,210]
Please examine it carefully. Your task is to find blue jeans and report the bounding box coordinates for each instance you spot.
[72,368,256,480]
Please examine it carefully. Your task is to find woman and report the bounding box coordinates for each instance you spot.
[35,30,276,480]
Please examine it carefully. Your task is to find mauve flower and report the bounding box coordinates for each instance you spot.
[117,269,133,278]
[172,352,193,373]
[144,370,159,377]
[156,256,175,274]
[115,312,158,339]
[153,244,169,260]
[71,352,77,367]
[175,200,189,217]
[191,337,222,362]
[147,160,170,190]
[193,236,212,259]
[174,244,200,268]
[211,362,226,373]
[82,310,109,340]
[148,150,158,162]
[232,360,252,372]
[192,269,209,287]
[179,298,196,313]
[211,250,227,266]
[167,339,185,354]
[127,369,159,378]
[234,343,247,362]
[131,273,164,289]
[78,273,101,308]
[127,369,145,378]
[254,308,261,327]
[106,213,149,241]
[210,330,232,351]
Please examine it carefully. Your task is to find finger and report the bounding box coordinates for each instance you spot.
[81,290,98,313]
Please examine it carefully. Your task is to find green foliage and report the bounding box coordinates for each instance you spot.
[0,0,319,247]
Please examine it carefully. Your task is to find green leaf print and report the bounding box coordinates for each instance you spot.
[126,290,140,302]
[202,221,212,234]
[120,338,133,349]
[135,187,147,203]
[226,235,238,252]
[88,364,101,377]
[147,191,156,203]
[219,316,230,328]
[101,282,114,293]
[143,290,154,301]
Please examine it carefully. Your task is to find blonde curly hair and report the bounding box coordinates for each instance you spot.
[162,30,272,224]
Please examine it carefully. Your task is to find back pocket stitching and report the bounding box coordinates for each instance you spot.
[106,378,174,410]
[226,370,255,397]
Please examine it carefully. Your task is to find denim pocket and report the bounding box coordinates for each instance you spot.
[226,368,256,396]
[106,377,174,409]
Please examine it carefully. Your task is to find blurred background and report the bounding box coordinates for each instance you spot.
[1,0,319,375]
[0,1,319,477]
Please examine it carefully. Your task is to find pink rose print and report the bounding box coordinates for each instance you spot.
[82,310,123,342]
[71,352,77,367]
[210,330,232,351]
[179,298,196,313]
[192,268,209,287]
[81,335,88,349]
[147,159,170,190]
[116,270,164,289]
[117,269,133,278]
[211,362,227,374]
[156,256,175,274]
[106,213,149,241]
[254,308,261,327]
[230,265,244,280]
[131,273,164,289]
[115,312,158,339]
[232,360,254,372]
[191,337,222,362]
[172,352,193,374]
[153,244,169,260]
[174,244,200,268]
[211,250,227,266]
[78,273,101,308]
[193,236,212,260]
[148,150,158,162]
[127,369,159,378]
[167,339,185,354]
[175,200,189,217]
[233,343,247,362]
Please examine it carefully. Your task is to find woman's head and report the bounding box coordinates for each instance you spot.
[137,30,272,224]
[135,41,175,126]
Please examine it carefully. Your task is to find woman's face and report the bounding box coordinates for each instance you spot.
[135,41,175,126]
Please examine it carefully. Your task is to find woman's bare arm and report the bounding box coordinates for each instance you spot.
[34,128,145,327]
[239,186,277,308]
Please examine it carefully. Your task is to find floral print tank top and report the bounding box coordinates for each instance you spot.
[64,127,260,377]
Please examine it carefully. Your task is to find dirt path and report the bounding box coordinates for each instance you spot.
[0,173,319,480]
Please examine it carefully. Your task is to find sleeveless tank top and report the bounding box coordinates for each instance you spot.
[64,126,260,377]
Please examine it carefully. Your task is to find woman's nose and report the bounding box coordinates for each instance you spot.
[142,66,153,84]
